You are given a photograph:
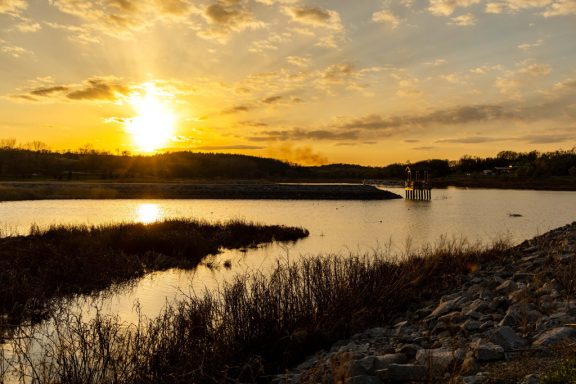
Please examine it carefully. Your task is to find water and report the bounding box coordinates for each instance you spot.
[0,187,574,322]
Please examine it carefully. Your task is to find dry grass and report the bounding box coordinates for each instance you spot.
[1,237,511,384]
[0,219,309,325]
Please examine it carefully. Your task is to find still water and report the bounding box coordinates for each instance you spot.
[0,187,574,322]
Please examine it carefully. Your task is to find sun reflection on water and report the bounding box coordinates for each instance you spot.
[136,203,162,223]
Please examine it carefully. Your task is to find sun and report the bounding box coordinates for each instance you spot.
[125,82,177,152]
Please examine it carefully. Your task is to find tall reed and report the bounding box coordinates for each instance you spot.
[0,219,309,325]
[1,237,511,383]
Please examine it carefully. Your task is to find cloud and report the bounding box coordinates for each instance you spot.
[30,86,70,97]
[67,78,129,100]
[221,104,254,114]
[0,40,30,58]
[485,2,505,13]
[284,5,342,30]
[518,39,544,51]
[201,0,264,40]
[554,78,576,90]
[372,9,401,29]
[436,132,575,144]
[428,0,480,16]
[322,63,355,82]
[14,77,130,102]
[425,59,447,66]
[495,61,551,97]
[470,65,502,74]
[484,0,573,15]
[286,55,311,68]
[412,146,436,150]
[49,0,199,37]
[262,95,284,104]
[543,0,576,16]
[522,133,575,144]
[0,0,26,15]
[248,32,293,53]
[340,104,517,132]
[250,128,360,141]
[518,62,551,76]
[195,144,265,150]
[15,18,42,33]
[436,136,511,143]
[450,13,476,25]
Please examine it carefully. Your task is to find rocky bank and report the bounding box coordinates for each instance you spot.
[272,222,576,384]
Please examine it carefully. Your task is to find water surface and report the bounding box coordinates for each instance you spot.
[1,187,574,321]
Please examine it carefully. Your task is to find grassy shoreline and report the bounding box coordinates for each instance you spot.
[2,235,511,383]
[0,219,309,325]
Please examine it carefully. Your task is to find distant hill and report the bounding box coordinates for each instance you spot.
[0,145,574,181]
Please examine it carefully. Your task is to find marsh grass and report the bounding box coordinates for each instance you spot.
[0,219,309,325]
[1,237,512,384]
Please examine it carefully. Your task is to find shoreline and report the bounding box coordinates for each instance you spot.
[276,221,576,383]
[2,220,575,383]
[0,182,401,201]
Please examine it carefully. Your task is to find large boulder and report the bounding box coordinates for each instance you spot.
[533,327,576,347]
[489,326,526,351]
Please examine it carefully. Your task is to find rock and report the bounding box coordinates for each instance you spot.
[479,321,495,332]
[491,296,510,312]
[429,298,460,318]
[346,375,383,384]
[536,281,560,296]
[533,327,576,347]
[488,326,526,350]
[462,320,482,332]
[521,373,540,384]
[432,321,448,334]
[499,307,522,327]
[438,311,466,324]
[509,287,533,302]
[396,344,421,358]
[460,351,479,375]
[415,348,464,370]
[378,364,427,382]
[365,327,389,338]
[513,272,533,282]
[473,342,504,362]
[351,356,376,376]
[495,280,517,294]
[374,354,407,370]
[462,375,487,384]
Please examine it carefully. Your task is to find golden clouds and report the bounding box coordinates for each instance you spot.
[284,5,342,30]
[200,0,265,41]
[429,0,480,16]
[372,9,401,29]
[543,0,576,16]
[48,0,198,36]
[14,77,130,102]
[0,39,30,58]
[0,0,26,15]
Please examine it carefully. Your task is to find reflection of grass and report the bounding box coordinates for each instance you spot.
[3,238,511,383]
[0,219,309,324]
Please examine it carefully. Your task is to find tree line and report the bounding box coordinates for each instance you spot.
[0,139,574,180]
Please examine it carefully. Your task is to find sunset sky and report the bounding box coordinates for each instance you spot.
[0,0,575,165]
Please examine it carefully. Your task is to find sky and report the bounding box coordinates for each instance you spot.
[0,0,575,166]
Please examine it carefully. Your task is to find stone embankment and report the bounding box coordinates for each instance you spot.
[273,222,576,384]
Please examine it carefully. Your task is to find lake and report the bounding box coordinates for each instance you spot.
[0,187,574,322]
